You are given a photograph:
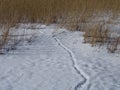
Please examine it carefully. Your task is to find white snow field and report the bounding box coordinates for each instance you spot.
[0,24,120,90]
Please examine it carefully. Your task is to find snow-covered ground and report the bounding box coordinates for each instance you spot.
[0,24,120,90]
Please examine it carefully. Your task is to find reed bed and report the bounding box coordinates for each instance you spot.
[0,0,120,23]
[0,0,120,53]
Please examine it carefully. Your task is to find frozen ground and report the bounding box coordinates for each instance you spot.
[0,24,120,90]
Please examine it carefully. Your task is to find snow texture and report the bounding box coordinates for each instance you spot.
[0,24,120,90]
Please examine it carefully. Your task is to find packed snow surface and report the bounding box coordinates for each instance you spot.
[0,24,120,90]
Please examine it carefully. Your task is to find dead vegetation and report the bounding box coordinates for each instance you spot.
[83,23,120,53]
[0,0,120,24]
[83,23,109,45]
[0,0,120,53]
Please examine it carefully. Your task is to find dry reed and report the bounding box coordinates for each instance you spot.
[0,0,120,53]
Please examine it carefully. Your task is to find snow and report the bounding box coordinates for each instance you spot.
[0,24,120,90]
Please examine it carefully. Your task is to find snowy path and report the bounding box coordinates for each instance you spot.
[55,29,120,90]
[52,36,88,90]
[0,24,120,90]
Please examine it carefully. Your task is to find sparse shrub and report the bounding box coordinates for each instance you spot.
[0,25,10,54]
[107,36,120,53]
[83,24,109,46]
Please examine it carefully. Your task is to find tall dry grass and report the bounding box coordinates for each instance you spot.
[0,0,120,53]
[0,0,120,24]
